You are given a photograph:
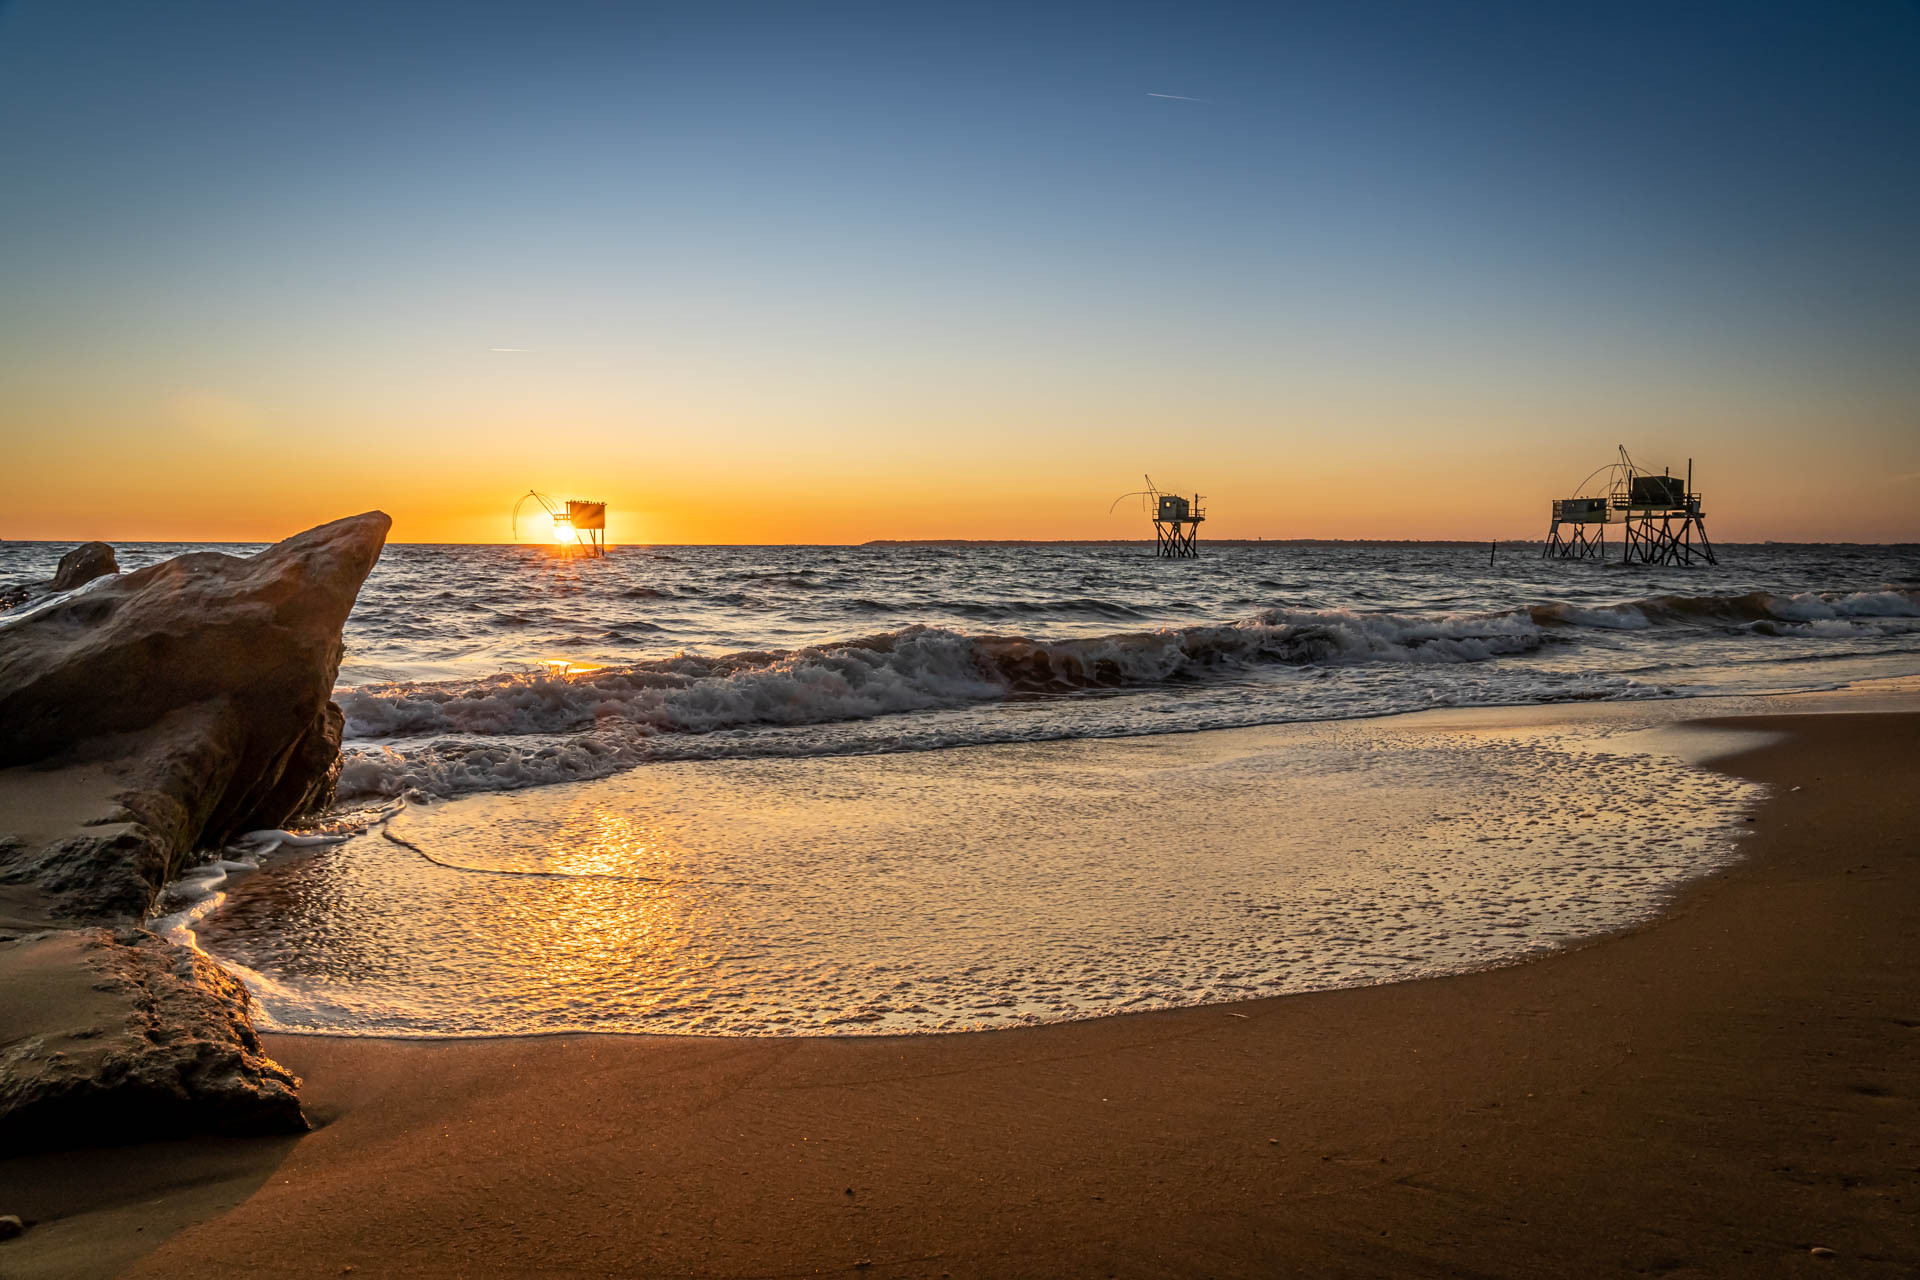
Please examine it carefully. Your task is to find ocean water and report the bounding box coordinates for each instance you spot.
[6,540,1914,800]
[6,539,1917,1037]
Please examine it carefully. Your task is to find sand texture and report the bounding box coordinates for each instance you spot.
[0,707,1914,1278]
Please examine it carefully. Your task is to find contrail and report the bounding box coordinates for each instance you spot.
[1148,92,1210,103]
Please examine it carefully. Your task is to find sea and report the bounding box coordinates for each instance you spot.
[4,539,1917,1038]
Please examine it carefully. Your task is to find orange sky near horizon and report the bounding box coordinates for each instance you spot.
[6,328,1917,545]
[7,401,1918,546]
[5,351,1919,545]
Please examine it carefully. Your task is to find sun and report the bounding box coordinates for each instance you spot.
[550,515,574,545]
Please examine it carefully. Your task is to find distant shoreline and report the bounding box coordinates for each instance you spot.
[855,537,1494,547]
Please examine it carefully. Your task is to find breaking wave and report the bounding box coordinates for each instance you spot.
[341,588,1918,742]
[337,607,1548,743]
[328,586,1918,802]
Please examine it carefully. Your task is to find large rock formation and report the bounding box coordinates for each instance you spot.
[0,512,389,1148]
[0,512,389,920]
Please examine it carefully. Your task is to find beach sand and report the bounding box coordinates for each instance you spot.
[2,706,1915,1278]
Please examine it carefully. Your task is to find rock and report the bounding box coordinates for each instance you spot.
[0,927,306,1150]
[49,541,118,593]
[0,1214,21,1239]
[0,513,386,1148]
[0,541,119,611]
[0,512,389,920]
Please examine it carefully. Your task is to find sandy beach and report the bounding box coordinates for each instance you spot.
[0,701,1912,1278]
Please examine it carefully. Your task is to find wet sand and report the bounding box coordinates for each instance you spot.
[3,707,1916,1278]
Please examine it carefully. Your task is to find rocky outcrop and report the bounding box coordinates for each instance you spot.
[49,541,118,593]
[0,927,305,1150]
[0,512,389,1148]
[0,512,389,920]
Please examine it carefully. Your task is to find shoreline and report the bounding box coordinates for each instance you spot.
[244,680,1905,1043]
[220,689,1778,1040]
[3,700,1917,1276]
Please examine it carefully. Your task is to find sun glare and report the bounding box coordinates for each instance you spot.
[550,516,573,545]
[536,658,602,678]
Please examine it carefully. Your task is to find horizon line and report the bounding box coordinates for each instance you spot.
[5,536,1917,548]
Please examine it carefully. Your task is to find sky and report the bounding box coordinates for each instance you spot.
[2,1,1917,543]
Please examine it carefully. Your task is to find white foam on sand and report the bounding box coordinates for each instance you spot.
[189,699,1771,1039]
[149,857,260,952]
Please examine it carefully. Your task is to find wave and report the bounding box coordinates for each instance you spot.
[945,598,1153,621]
[336,607,1549,744]
[325,585,1920,803]
[339,587,1919,744]
[1529,587,1920,631]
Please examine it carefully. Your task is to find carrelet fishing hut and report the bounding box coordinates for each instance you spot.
[1544,447,1715,566]
[513,490,608,556]
[1111,475,1207,559]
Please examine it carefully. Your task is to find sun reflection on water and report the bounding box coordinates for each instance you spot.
[542,808,675,879]
[535,658,602,678]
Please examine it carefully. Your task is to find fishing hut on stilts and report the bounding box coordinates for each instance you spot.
[1545,496,1609,560]
[1111,475,1206,558]
[1543,447,1715,566]
[513,491,609,556]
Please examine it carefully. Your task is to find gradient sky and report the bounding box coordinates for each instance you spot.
[2,1,1916,543]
